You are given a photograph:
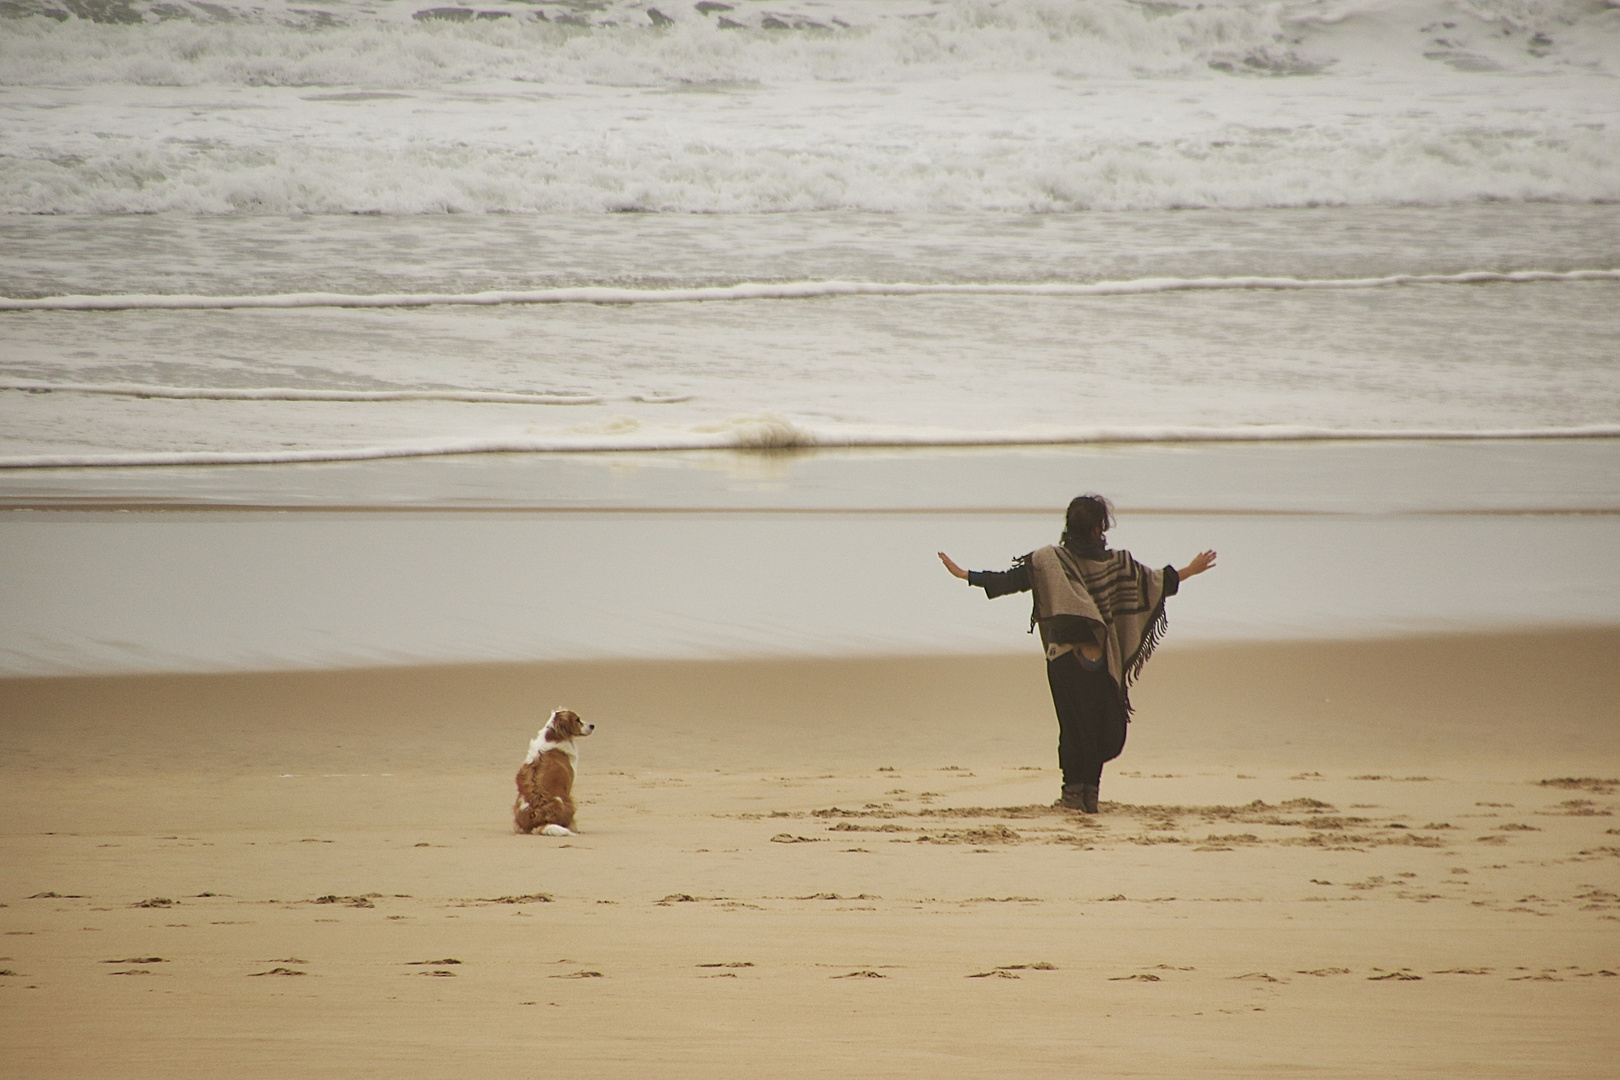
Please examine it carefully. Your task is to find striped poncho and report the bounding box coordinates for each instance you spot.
[1024,544,1171,713]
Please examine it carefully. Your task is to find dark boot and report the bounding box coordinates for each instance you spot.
[1056,785,1087,810]
[1081,785,1100,814]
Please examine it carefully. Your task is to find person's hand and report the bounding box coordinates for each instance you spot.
[1179,549,1217,579]
[937,552,969,580]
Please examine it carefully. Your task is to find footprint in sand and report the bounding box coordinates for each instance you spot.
[1538,778,1619,795]
[971,963,1056,978]
[474,894,552,905]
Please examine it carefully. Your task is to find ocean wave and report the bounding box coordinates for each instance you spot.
[6,124,1616,215]
[5,419,1619,469]
[0,0,1324,86]
[4,0,1617,213]
[3,269,1615,310]
[0,381,694,404]
[1,0,1609,87]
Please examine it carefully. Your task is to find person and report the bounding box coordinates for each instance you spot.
[938,494,1216,813]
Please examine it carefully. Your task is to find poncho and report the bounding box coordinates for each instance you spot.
[1024,544,1170,713]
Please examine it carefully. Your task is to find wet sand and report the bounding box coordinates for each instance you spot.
[2,628,1618,1078]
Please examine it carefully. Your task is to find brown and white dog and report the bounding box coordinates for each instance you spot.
[514,709,595,836]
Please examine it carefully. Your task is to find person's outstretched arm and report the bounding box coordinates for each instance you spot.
[939,552,1031,598]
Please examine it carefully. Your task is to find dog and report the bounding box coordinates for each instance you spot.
[514,709,594,836]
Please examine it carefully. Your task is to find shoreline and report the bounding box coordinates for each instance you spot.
[4,440,1617,517]
[7,503,1620,515]
[7,425,1620,472]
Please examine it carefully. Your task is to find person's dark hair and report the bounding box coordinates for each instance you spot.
[1061,494,1113,556]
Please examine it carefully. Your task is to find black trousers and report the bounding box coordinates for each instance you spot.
[1046,651,1128,789]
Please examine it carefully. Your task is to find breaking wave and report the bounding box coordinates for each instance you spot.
[5,420,1620,470]
[6,122,1617,215]
[3,0,1617,213]
[0,381,716,405]
[0,0,1365,87]
[2,0,1610,87]
[5,268,1616,310]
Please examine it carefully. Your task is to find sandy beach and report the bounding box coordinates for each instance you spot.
[3,627,1617,1078]
[5,0,1617,1071]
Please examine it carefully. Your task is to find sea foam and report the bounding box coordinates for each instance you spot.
[0,381,611,404]
[3,0,1617,213]
[2,0,1608,87]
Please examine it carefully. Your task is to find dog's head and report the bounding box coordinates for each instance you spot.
[544,708,594,740]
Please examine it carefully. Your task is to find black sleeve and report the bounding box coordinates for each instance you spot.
[1163,565,1180,597]
[967,562,1032,599]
